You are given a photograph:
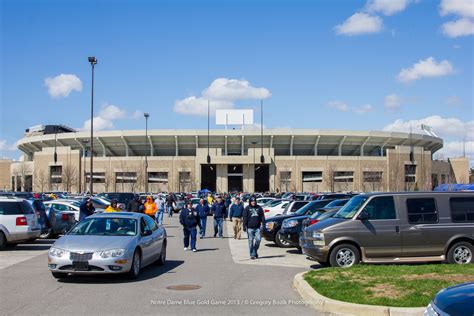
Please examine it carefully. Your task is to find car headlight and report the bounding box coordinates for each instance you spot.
[99,248,126,259]
[49,247,68,257]
[265,222,275,231]
[312,232,325,246]
[283,220,299,228]
[424,303,440,316]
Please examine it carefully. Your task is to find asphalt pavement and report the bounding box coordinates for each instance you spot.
[0,216,326,316]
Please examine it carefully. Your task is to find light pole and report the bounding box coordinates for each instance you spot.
[88,56,97,194]
[82,139,89,193]
[144,113,150,193]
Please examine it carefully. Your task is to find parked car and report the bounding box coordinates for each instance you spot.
[97,193,135,209]
[280,199,349,249]
[302,192,474,268]
[44,200,83,221]
[257,197,276,206]
[282,200,310,214]
[34,200,75,239]
[425,282,473,316]
[262,199,336,247]
[0,196,41,249]
[302,209,339,229]
[263,199,291,218]
[173,198,185,213]
[48,212,167,279]
[313,193,354,201]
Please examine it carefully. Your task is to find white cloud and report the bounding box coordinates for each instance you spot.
[440,0,474,18]
[354,104,374,114]
[384,93,403,111]
[445,95,463,107]
[441,18,474,37]
[396,57,454,82]
[44,74,82,98]
[383,115,474,140]
[174,78,271,117]
[335,12,383,36]
[131,110,143,120]
[81,104,136,131]
[366,0,413,16]
[0,139,17,151]
[327,101,373,114]
[327,100,349,112]
[202,78,271,101]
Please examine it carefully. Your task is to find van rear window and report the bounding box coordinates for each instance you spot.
[0,202,24,215]
[450,197,474,223]
[406,198,438,224]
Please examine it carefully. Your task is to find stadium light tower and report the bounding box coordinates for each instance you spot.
[144,112,150,193]
[88,56,97,194]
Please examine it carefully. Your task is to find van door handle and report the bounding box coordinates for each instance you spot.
[395,226,400,233]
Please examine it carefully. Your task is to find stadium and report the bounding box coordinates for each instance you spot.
[2,124,468,194]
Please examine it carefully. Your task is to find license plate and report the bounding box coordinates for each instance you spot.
[72,261,89,271]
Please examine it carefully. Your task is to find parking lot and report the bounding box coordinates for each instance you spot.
[0,216,329,316]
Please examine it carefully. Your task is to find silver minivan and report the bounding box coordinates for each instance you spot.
[301,192,474,267]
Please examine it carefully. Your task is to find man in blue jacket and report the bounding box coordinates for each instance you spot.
[179,201,202,252]
[211,195,227,238]
[229,197,244,239]
[79,198,95,221]
[195,198,210,239]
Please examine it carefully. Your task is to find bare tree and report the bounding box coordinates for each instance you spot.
[34,169,49,192]
[363,171,383,192]
[62,164,78,193]
[11,163,32,192]
[323,164,335,192]
[103,169,114,192]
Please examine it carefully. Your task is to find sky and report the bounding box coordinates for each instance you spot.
[0,0,473,164]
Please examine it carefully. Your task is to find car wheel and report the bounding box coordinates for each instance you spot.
[127,250,141,279]
[0,232,6,250]
[156,240,167,266]
[447,241,473,264]
[274,230,292,248]
[51,272,68,279]
[329,244,360,268]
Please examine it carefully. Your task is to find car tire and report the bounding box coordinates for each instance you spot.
[447,241,473,264]
[329,244,360,268]
[156,240,167,266]
[0,232,6,250]
[274,230,292,248]
[127,250,141,279]
[51,272,68,279]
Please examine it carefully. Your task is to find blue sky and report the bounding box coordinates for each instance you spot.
[1,0,473,161]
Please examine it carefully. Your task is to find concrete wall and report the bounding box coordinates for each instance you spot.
[0,159,12,190]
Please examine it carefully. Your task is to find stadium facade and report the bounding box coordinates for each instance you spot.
[3,125,470,193]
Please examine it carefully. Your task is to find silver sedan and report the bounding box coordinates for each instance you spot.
[48,212,167,279]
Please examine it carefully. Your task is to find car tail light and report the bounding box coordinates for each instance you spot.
[61,213,69,221]
[264,209,270,213]
[309,219,320,226]
[16,216,28,226]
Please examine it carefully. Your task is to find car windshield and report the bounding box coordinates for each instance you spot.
[333,196,368,219]
[325,199,348,208]
[267,199,283,207]
[68,217,137,236]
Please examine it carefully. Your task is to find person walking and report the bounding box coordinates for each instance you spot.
[179,201,202,252]
[207,192,214,206]
[166,193,175,218]
[211,195,227,238]
[155,195,166,225]
[243,196,265,260]
[105,199,120,212]
[127,194,141,212]
[229,197,244,239]
[195,198,210,239]
[144,196,157,219]
[79,198,95,221]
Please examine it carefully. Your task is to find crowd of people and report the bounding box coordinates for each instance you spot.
[78,192,266,260]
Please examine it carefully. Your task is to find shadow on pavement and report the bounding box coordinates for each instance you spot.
[286,249,302,255]
[57,260,184,284]
[257,255,285,259]
[195,248,218,252]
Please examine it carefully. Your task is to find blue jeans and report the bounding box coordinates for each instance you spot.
[183,227,197,250]
[213,217,224,237]
[199,217,207,237]
[247,228,262,258]
[156,210,164,225]
[167,206,173,217]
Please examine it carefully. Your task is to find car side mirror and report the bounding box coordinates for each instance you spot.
[358,210,369,221]
[142,229,152,237]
